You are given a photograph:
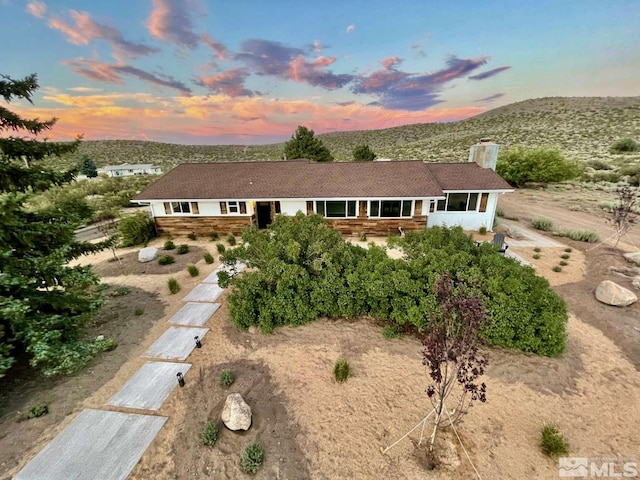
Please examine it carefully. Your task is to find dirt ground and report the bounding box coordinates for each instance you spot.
[498,187,640,252]
[2,222,640,479]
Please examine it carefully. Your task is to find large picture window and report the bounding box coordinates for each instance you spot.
[369,200,413,218]
[436,193,480,212]
[315,200,357,218]
[171,201,191,213]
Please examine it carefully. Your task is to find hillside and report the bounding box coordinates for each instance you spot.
[60,96,640,170]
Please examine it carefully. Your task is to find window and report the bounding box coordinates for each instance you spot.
[220,201,247,215]
[369,200,413,218]
[315,200,357,218]
[171,201,191,213]
[436,193,481,212]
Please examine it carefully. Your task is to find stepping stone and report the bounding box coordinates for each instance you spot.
[169,302,220,326]
[143,327,209,361]
[107,361,191,411]
[183,283,224,302]
[202,262,247,284]
[15,409,166,480]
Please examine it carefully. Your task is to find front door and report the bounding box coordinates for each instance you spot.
[256,202,272,228]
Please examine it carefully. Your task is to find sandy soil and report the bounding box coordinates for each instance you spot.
[3,231,640,480]
[498,187,640,252]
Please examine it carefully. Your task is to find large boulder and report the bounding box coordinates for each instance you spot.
[221,393,252,431]
[138,247,159,263]
[633,276,640,290]
[595,280,637,307]
[623,252,640,266]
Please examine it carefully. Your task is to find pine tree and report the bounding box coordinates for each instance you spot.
[0,73,106,377]
[79,155,98,178]
[283,125,334,162]
[353,144,376,161]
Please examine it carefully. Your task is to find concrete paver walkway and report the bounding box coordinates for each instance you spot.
[14,409,167,480]
[498,219,565,248]
[169,302,220,326]
[143,327,209,360]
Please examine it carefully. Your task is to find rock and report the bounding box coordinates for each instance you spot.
[595,280,637,307]
[96,334,105,341]
[221,393,252,431]
[506,226,524,240]
[609,265,640,278]
[633,276,640,290]
[248,326,257,335]
[623,252,640,266]
[138,247,158,263]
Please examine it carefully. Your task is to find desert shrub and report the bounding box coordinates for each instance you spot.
[164,240,175,250]
[225,216,567,357]
[587,159,613,170]
[187,264,199,277]
[561,254,570,260]
[540,423,569,456]
[158,254,175,265]
[177,244,189,254]
[555,229,599,243]
[168,278,180,294]
[227,234,237,246]
[203,251,214,264]
[26,403,49,419]
[588,171,621,183]
[187,231,197,240]
[478,226,487,235]
[162,232,173,240]
[359,232,367,241]
[118,212,156,247]
[383,325,401,339]
[611,138,640,153]
[240,441,265,474]
[201,421,219,447]
[208,230,219,240]
[134,307,144,316]
[533,254,541,260]
[219,369,234,387]
[112,285,131,296]
[495,206,505,217]
[564,247,572,253]
[559,261,568,266]
[216,243,226,254]
[553,266,562,272]
[531,217,554,231]
[334,358,350,383]
[534,247,541,252]
[497,147,582,187]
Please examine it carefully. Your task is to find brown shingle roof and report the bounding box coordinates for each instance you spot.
[133,160,511,201]
[426,163,513,190]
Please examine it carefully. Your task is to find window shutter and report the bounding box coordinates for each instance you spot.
[220,201,227,214]
[414,200,423,216]
[191,202,199,214]
[275,201,281,214]
[306,201,313,215]
[163,202,171,214]
[239,202,247,214]
[479,193,489,212]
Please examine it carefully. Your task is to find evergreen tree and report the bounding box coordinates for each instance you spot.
[0,73,106,377]
[353,144,376,161]
[80,155,98,177]
[283,125,334,162]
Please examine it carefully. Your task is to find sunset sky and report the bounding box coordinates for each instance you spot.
[2,0,638,144]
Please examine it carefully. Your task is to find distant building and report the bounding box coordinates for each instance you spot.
[98,163,162,177]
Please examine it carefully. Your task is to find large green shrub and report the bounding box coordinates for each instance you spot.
[225,218,567,357]
[118,212,156,247]
[540,423,570,456]
[496,147,582,187]
[611,138,640,153]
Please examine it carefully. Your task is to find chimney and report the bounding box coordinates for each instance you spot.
[468,137,499,170]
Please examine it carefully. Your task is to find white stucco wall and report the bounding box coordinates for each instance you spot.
[427,193,500,231]
[279,200,307,216]
[148,200,253,217]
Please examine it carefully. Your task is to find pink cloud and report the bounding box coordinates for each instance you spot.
[381,56,403,70]
[194,69,253,97]
[26,1,47,18]
[147,0,201,49]
[345,24,355,34]
[47,10,158,60]
[201,33,229,60]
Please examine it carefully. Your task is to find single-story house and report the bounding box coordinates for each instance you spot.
[98,163,162,177]
[132,141,512,236]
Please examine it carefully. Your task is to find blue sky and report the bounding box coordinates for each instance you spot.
[2,0,638,144]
